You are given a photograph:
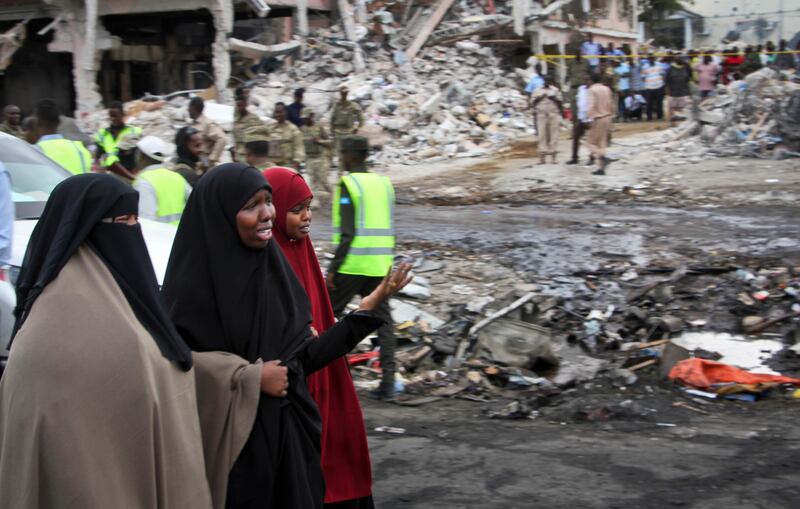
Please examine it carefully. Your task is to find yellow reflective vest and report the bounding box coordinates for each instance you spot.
[37,136,92,175]
[332,172,395,277]
[95,126,142,167]
[134,168,189,226]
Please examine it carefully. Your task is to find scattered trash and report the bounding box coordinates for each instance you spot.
[669,358,800,390]
[671,333,787,375]
[374,426,407,434]
[488,400,535,420]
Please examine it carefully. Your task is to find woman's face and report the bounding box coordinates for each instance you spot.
[236,189,275,249]
[188,133,204,157]
[286,197,312,241]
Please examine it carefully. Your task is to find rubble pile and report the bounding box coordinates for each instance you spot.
[257,36,534,165]
[348,248,800,417]
[681,68,800,158]
[81,4,537,164]
[264,0,534,164]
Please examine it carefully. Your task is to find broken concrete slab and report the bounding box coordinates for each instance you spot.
[391,299,446,330]
[228,38,302,59]
[475,318,557,370]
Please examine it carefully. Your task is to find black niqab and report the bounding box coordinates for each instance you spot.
[11,174,193,370]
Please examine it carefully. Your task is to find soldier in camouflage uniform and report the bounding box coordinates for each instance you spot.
[0,105,23,139]
[300,108,333,197]
[242,125,275,172]
[266,102,304,170]
[232,89,264,163]
[330,84,364,166]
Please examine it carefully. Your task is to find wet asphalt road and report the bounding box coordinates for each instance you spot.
[314,202,800,276]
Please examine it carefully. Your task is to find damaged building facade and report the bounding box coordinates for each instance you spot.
[0,0,332,117]
[525,0,639,57]
[0,0,644,122]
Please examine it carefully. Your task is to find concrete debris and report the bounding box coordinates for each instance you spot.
[347,245,800,413]
[228,38,302,60]
[678,67,800,157]
[0,20,27,71]
[79,13,538,165]
[475,318,557,370]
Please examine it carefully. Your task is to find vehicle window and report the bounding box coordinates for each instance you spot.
[0,137,70,203]
[7,163,65,202]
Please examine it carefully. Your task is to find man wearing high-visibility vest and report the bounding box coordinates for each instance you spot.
[94,101,142,171]
[132,136,191,226]
[35,99,92,176]
[327,135,398,400]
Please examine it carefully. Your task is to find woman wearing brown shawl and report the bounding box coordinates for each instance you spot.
[161,164,410,509]
[0,174,283,509]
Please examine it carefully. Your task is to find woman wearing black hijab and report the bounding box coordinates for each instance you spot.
[1,174,273,509]
[161,164,411,509]
[173,125,204,186]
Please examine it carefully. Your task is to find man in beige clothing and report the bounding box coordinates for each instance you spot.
[189,96,227,173]
[530,77,564,164]
[586,74,614,175]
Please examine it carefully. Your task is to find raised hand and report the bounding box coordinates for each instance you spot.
[358,263,414,312]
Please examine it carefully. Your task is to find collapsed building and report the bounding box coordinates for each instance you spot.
[0,0,640,119]
[0,0,333,116]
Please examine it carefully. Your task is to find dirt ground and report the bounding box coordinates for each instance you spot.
[363,393,800,508]
[313,124,800,508]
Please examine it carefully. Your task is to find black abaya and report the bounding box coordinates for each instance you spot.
[161,164,382,509]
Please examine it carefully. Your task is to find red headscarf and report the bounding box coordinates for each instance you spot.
[264,168,335,334]
[263,167,372,503]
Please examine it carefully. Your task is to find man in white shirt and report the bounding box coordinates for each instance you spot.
[623,91,647,120]
[0,161,13,267]
[566,76,592,165]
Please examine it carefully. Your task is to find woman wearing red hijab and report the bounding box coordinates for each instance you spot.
[263,166,375,508]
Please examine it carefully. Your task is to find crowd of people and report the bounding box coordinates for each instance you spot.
[525,36,800,174]
[0,83,366,218]
[0,79,403,508]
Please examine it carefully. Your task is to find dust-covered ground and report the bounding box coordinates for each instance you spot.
[312,124,800,508]
[362,391,800,509]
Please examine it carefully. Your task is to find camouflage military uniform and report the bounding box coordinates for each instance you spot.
[0,122,24,139]
[301,123,333,195]
[266,121,304,169]
[232,111,263,163]
[330,100,364,159]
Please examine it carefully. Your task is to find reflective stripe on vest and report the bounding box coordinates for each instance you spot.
[331,172,395,277]
[135,168,187,226]
[96,126,142,167]
[38,138,91,175]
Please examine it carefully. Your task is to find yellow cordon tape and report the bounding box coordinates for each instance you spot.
[533,50,800,62]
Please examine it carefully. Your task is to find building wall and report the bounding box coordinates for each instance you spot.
[0,19,75,115]
[535,0,639,53]
[691,0,800,47]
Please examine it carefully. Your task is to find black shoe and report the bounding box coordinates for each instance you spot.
[369,387,397,402]
[592,168,606,175]
[566,159,578,165]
